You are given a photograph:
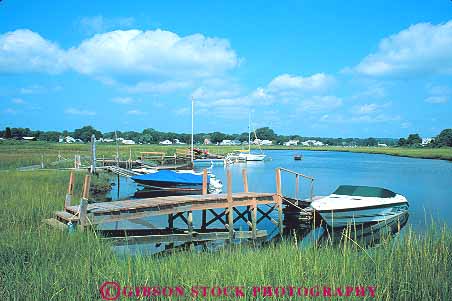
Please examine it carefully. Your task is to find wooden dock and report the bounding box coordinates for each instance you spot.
[44,167,316,246]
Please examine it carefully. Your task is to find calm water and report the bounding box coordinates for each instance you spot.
[105,150,452,253]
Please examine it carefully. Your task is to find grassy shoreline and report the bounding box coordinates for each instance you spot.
[0,142,451,170]
[0,170,451,300]
[296,146,452,161]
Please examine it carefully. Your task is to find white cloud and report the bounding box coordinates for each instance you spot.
[352,102,391,114]
[112,97,134,104]
[126,80,191,94]
[11,98,26,104]
[67,29,238,79]
[268,73,334,93]
[3,108,17,114]
[79,16,135,35]
[353,21,452,76]
[0,29,66,74]
[64,108,96,116]
[425,96,448,104]
[297,96,343,113]
[319,113,400,124]
[0,29,238,83]
[127,109,146,115]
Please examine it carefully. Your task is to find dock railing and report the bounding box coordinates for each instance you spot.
[277,167,315,201]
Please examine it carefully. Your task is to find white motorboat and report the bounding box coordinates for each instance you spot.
[310,185,409,228]
[238,152,266,161]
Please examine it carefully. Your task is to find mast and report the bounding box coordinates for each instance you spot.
[191,96,194,163]
[248,112,251,152]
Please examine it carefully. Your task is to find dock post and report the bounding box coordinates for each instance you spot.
[251,198,257,240]
[275,168,283,234]
[227,169,233,241]
[242,169,252,230]
[65,171,75,209]
[90,134,96,174]
[295,174,299,200]
[168,214,174,229]
[202,169,208,229]
[79,175,91,231]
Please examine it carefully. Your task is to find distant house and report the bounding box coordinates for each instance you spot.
[220,140,232,145]
[203,138,212,145]
[173,139,186,145]
[283,139,299,146]
[260,139,273,146]
[422,138,433,146]
[301,140,324,147]
[61,136,76,143]
[377,143,388,147]
[159,140,172,145]
[22,136,36,141]
[99,138,115,143]
[122,139,136,145]
[253,138,261,145]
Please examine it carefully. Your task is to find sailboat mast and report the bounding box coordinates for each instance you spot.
[248,112,251,152]
[191,96,194,163]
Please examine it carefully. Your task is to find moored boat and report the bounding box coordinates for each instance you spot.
[294,154,303,160]
[131,169,222,192]
[310,185,409,228]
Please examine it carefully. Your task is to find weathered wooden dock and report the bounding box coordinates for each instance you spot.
[44,168,316,246]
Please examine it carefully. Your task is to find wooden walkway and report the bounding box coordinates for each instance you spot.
[45,167,316,246]
[60,192,277,226]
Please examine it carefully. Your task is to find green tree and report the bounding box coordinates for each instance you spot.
[255,127,276,141]
[406,133,421,146]
[398,138,407,146]
[5,127,12,139]
[434,129,452,147]
[73,126,102,142]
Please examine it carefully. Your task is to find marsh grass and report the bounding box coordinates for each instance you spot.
[0,170,451,300]
[1,141,450,170]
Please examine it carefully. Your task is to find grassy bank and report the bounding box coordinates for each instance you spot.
[298,146,452,161]
[1,141,451,170]
[0,170,451,300]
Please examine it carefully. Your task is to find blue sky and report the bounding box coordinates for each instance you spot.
[0,1,451,138]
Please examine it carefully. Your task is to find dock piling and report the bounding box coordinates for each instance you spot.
[64,171,75,209]
[79,174,91,231]
[227,169,233,241]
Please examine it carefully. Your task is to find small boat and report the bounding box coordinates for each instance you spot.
[310,185,409,228]
[294,154,303,160]
[131,170,222,192]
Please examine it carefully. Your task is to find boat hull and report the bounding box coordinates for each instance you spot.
[317,203,409,228]
[238,153,266,161]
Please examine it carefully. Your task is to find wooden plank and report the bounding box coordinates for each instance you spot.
[91,198,275,225]
[43,218,67,231]
[242,169,248,192]
[55,211,79,222]
[202,169,208,195]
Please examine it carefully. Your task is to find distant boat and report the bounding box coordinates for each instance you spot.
[237,113,266,162]
[310,185,409,228]
[294,154,303,160]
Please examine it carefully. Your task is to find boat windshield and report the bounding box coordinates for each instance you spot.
[333,185,396,198]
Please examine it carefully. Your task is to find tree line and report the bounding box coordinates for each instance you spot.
[1,125,451,147]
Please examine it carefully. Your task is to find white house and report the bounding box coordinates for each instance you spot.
[377,143,388,147]
[22,136,36,141]
[173,139,186,145]
[159,140,172,145]
[301,140,324,146]
[203,138,212,145]
[220,139,232,145]
[60,136,76,143]
[99,138,115,143]
[283,139,299,146]
[260,139,273,146]
[122,139,136,145]
[422,138,433,146]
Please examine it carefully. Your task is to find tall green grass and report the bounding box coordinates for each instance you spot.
[0,170,451,300]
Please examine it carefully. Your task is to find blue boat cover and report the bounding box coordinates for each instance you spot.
[131,170,209,185]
